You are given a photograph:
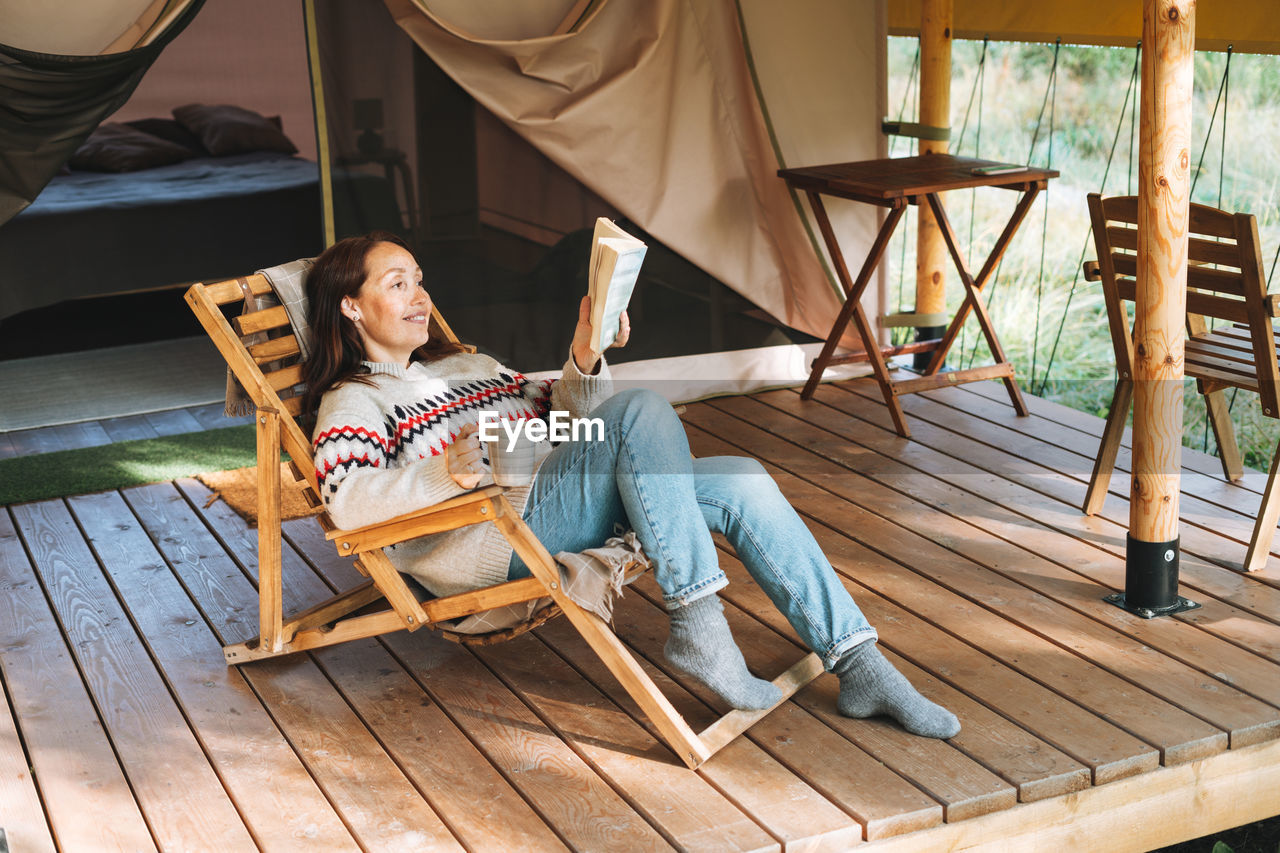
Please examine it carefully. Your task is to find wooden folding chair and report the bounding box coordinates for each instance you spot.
[1082,193,1280,572]
[185,272,822,767]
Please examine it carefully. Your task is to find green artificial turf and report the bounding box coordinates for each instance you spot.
[0,425,279,505]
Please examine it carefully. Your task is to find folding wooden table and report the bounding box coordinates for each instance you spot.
[779,154,1058,437]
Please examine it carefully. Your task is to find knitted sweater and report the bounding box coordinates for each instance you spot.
[312,350,613,596]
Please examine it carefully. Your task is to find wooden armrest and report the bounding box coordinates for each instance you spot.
[326,484,508,556]
[1083,260,1101,281]
[1268,294,1280,318]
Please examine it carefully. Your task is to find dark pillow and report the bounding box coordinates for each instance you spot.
[123,117,208,155]
[68,122,196,172]
[172,103,298,156]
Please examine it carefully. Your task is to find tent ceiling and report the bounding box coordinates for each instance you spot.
[888,0,1280,54]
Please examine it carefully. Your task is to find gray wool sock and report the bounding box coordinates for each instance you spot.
[834,641,960,739]
[664,594,783,712]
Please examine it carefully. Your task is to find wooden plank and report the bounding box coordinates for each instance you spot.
[473,635,784,852]
[889,362,1013,396]
[823,384,1280,706]
[677,404,1170,779]
[232,305,291,337]
[0,509,158,852]
[1114,276,1249,324]
[634,573,1015,827]
[143,407,205,437]
[535,606,886,845]
[1098,195,1235,240]
[248,335,301,364]
[0,518,61,853]
[379,627,674,850]
[682,428,1094,804]
[178,478,582,851]
[701,395,1280,752]
[860,733,1280,852]
[0,678,56,853]
[48,420,112,452]
[123,482,467,851]
[845,378,1280,615]
[899,382,1280,616]
[264,363,305,392]
[958,377,1275,497]
[100,413,159,443]
[0,431,17,459]
[66,490,361,851]
[1108,225,1246,269]
[203,274,272,305]
[11,500,258,850]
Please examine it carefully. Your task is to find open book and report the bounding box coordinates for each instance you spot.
[588,218,647,351]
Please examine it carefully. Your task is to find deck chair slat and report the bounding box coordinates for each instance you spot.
[233,305,292,337]
[264,364,305,393]
[1099,196,1238,239]
[1099,227,1243,266]
[1186,350,1262,386]
[1188,335,1257,363]
[249,335,302,364]
[1113,277,1250,324]
[280,393,305,420]
[1109,254,1246,297]
[1189,237,1246,268]
[423,577,548,623]
[1184,361,1262,392]
[203,274,273,306]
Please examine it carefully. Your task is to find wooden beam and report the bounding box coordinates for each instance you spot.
[858,736,1280,852]
[915,0,952,319]
[1130,0,1194,549]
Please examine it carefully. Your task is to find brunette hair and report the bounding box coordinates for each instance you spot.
[301,231,468,415]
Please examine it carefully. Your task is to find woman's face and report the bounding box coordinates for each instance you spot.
[342,241,432,366]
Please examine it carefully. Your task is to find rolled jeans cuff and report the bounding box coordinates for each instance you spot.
[662,572,729,610]
[822,627,879,670]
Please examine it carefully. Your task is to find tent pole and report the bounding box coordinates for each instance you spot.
[1113,0,1198,618]
[914,0,952,367]
[302,0,336,248]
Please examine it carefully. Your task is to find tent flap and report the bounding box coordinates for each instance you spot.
[383,0,853,347]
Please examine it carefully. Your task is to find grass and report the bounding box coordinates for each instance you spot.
[887,38,1280,471]
[0,425,266,505]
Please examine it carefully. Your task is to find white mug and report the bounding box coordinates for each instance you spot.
[488,432,539,487]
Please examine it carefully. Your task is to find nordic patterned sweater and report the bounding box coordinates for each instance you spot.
[312,350,613,597]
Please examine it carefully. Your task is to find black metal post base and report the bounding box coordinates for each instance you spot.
[912,324,947,371]
[1106,534,1200,618]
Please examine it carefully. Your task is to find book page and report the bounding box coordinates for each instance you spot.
[587,218,646,352]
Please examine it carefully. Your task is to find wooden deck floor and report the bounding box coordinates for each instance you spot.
[4,376,1280,851]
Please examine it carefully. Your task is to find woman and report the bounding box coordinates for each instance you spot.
[304,231,959,739]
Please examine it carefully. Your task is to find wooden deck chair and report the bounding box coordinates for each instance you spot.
[1081,193,1280,572]
[185,273,822,768]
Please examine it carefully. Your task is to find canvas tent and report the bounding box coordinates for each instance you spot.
[0,0,882,371]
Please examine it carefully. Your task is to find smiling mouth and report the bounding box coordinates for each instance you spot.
[404,312,428,323]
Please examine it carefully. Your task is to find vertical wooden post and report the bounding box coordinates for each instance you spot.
[915,0,952,358]
[257,408,284,651]
[1121,0,1197,617]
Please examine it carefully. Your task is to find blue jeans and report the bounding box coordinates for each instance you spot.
[507,388,877,668]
